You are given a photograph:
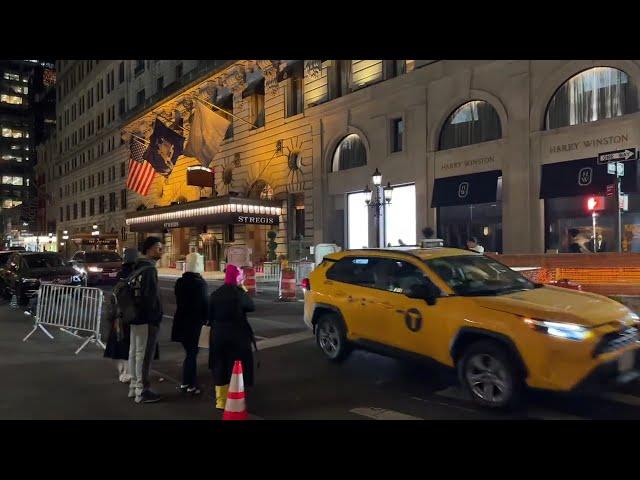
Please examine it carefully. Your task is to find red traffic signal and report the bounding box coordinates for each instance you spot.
[586,196,605,212]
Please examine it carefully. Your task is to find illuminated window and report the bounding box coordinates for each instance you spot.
[1,176,23,186]
[439,100,502,150]
[3,72,19,81]
[2,199,21,208]
[2,128,24,138]
[1,94,23,105]
[546,67,639,129]
[332,134,367,172]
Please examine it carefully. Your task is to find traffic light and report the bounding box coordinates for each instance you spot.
[586,196,605,212]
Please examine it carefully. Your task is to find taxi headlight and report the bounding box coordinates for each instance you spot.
[524,317,592,341]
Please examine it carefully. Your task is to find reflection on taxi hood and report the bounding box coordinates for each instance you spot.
[472,285,634,327]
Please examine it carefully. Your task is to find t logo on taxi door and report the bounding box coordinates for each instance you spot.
[404,308,423,332]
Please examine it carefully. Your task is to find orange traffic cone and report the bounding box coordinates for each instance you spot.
[222,360,248,420]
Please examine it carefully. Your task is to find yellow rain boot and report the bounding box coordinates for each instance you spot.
[215,384,229,410]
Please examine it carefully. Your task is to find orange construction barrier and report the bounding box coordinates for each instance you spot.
[222,360,248,421]
[242,266,256,296]
[279,268,296,301]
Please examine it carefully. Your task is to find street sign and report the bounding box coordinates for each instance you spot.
[620,194,629,211]
[598,148,636,164]
[607,161,625,176]
[606,184,615,196]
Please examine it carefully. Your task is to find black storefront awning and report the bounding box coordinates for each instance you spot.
[241,78,265,99]
[540,157,638,199]
[125,196,282,233]
[431,170,502,207]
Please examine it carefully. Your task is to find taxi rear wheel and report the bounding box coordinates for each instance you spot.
[457,340,522,409]
[316,313,351,363]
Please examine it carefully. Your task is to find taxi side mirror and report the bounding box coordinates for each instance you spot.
[406,282,440,306]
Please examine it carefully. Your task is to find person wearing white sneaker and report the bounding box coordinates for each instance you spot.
[104,248,138,384]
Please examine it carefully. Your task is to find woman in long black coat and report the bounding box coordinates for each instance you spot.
[104,248,139,382]
[171,252,208,395]
[208,264,256,410]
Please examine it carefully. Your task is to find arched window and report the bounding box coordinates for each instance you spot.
[545,67,638,129]
[331,134,367,172]
[439,100,502,150]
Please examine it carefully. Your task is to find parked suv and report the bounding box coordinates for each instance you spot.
[1,252,84,306]
[302,247,640,408]
[69,250,122,286]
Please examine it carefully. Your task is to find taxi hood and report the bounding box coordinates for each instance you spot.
[472,285,634,328]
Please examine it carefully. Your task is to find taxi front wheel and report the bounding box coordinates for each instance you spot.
[316,313,351,363]
[457,340,523,409]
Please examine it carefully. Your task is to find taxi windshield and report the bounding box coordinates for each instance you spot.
[425,255,535,296]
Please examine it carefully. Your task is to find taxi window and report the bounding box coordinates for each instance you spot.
[326,256,379,288]
[370,258,430,293]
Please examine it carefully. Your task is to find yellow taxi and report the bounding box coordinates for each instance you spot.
[302,247,640,408]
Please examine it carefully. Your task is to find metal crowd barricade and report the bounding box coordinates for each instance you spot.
[258,262,281,283]
[23,284,105,354]
[293,261,315,285]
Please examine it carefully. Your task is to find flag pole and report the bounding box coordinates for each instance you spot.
[193,95,254,128]
[129,132,150,146]
[156,113,190,133]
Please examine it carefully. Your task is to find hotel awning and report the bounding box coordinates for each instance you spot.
[431,170,502,207]
[125,196,282,232]
[540,157,638,199]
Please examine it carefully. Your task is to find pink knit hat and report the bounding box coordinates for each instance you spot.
[224,264,240,285]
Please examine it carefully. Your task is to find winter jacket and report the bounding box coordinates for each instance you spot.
[171,272,208,344]
[208,284,256,386]
[129,258,163,326]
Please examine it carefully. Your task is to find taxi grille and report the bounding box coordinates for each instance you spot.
[593,327,638,357]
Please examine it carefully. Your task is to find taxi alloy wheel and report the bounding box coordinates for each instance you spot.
[316,313,350,363]
[459,340,521,409]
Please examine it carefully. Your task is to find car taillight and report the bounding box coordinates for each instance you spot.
[301,278,310,291]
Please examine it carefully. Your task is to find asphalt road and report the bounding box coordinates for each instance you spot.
[3,277,640,420]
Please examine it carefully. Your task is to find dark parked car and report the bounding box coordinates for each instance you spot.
[1,252,84,305]
[69,250,122,285]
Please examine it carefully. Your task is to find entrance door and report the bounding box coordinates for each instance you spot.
[246,225,268,263]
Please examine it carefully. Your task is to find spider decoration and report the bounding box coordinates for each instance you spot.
[283,135,306,193]
[220,156,235,194]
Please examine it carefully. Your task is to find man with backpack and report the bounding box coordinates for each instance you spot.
[122,236,164,404]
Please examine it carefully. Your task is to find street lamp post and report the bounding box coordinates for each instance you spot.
[364,168,393,248]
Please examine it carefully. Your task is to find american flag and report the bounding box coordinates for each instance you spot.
[127,137,155,196]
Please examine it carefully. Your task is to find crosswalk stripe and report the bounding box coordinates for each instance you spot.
[350,407,422,420]
[256,331,313,350]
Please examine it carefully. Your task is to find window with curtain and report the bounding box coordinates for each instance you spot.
[545,67,639,129]
[332,134,367,172]
[439,100,502,150]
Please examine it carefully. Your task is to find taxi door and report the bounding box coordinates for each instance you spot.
[363,257,451,360]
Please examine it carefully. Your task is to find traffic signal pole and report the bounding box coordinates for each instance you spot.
[592,212,597,254]
[616,173,622,253]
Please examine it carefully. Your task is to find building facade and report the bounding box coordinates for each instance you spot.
[50,60,220,257]
[121,60,640,264]
[0,60,55,248]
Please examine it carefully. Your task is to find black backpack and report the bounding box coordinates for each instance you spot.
[113,266,153,325]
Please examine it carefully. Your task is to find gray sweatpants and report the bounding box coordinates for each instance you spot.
[128,324,160,396]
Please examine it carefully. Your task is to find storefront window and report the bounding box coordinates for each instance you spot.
[347,191,369,249]
[384,184,416,246]
[439,100,502,150]
[545,194,640,252]
[546,67,638,129]
[437,177,503,253]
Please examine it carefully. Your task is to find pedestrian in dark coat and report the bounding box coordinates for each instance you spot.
[104,248,139,382]
[208,264,256,410]
[171,252,208,395]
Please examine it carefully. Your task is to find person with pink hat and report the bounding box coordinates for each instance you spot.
[207,264,256,409]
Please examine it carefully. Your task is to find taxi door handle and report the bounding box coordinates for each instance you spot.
[380,302,394,309]
[395,309,405,314]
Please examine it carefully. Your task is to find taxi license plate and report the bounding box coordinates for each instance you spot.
[108,272,117,278]
[618,350,635,372]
